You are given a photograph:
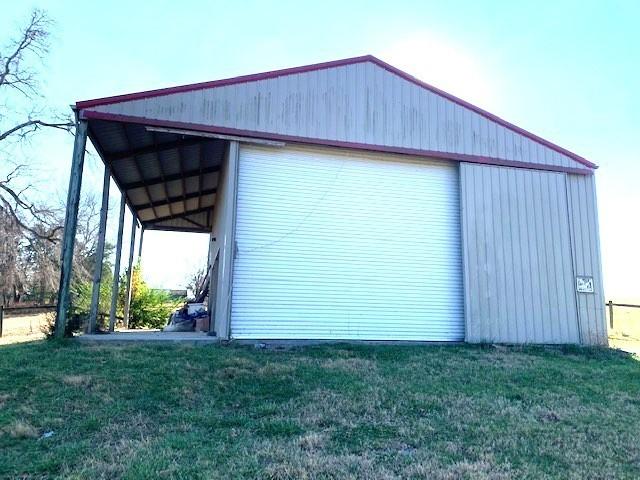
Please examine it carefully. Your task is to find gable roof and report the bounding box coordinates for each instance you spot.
[77,55,596,171]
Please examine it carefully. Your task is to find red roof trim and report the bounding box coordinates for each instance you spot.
[81,110,593,176]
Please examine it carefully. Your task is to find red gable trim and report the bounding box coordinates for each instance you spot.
[81,110,593,176]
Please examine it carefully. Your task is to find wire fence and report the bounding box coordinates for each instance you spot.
[607,301,640,329]
[1,301,639,338]
[0,305,56,336]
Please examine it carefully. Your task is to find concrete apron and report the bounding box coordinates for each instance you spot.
[76,330,219,345]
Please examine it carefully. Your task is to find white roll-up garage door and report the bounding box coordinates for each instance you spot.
[231,145,464,341]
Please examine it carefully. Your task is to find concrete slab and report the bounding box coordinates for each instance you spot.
[77,330,218,344]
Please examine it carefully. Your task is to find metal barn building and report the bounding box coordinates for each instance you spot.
[55,55,607,345]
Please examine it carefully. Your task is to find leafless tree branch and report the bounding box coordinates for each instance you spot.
[0,9,50,97]
[0,9,74,244]
[0,197,61,242]
[0,118,73,142]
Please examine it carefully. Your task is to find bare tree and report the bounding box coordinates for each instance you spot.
[0,9,74,243]
[187,267,207,299]
[0,191,101,307]
[0,9,101,307]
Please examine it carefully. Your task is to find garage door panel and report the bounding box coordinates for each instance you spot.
[231,145,464,341]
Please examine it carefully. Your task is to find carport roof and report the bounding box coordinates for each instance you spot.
[87,119,225,233]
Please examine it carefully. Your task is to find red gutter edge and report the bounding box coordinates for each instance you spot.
[75,54,597,170]
[80,110,594,176]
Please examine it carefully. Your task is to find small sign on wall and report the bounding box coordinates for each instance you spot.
[576,276,594,293]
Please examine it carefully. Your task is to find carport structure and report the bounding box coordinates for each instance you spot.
[54,117,238,337]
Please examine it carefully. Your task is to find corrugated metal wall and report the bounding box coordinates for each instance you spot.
[460,163,606,345]
[566,174,607,344]
[89,61,587,171]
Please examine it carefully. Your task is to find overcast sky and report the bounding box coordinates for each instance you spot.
[2,0,638,300]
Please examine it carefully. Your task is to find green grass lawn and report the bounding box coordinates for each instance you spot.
[1,341,640,479]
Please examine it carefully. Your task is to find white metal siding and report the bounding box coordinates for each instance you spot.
[231,145,464,340]
[566,174,607,344]
[460,163,581,344]
[90,61,588,171]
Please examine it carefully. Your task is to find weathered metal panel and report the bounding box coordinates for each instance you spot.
[566,174,607,345]
[88,61,588,171]
[461,163,581,344]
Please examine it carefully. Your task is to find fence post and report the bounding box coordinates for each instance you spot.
[608,301,614,329]
[0,305,3,337]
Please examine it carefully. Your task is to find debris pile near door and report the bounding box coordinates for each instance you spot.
[163,303,209,332]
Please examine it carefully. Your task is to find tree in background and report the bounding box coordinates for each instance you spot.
[117,262,179,330]
[186,266,207,299]
[0,190,101,308]
[0,207,25,305]
[68,243,115,330]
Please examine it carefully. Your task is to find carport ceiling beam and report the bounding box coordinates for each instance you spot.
[134,188,217,210]
[122,165,220,190]
[105,138,204,161]
[145,216,207,230]
[120,123,159,219]
[142,205,214,224]
[177,144,188,213]
[152,132,175,218]
[144,225,210,233]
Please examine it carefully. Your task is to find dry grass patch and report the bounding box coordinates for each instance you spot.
[61,373,92,387]
[215,366,251,380]
[257,441,395,480]
[405,454,514,480]
[297,431,327,451]
[5,419,39,439]
[322,357,377,373]
[214,356,262,380]
[258,362,296,376]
